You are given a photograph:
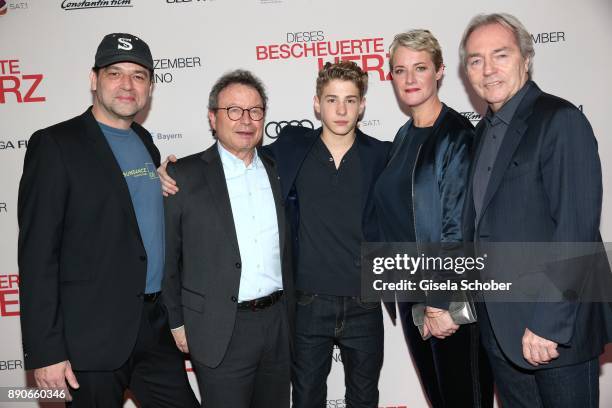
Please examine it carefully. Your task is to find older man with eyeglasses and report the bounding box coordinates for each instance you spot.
[162,69,295,408]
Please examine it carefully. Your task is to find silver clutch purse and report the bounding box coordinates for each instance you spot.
[411,291,478,339]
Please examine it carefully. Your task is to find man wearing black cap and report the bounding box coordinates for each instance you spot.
[18,33,198,407]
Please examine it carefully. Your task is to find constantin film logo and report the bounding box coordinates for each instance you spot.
[460,111,482,124]
[460,103,583,124]
[0,274,20,317]
[166,0,211,4]
[256,30,392,81]
[0,59,45,104]
[265,119,314,139]
[61,0,133,11]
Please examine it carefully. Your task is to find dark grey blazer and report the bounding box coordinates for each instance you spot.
[162,143,294,368]
[464,82,612,369]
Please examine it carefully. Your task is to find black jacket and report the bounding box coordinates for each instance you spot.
[18,108,159,370]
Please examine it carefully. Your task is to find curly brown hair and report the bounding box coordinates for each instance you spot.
[316,61,368,98]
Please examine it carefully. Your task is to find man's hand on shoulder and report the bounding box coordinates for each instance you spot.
[158,154,178,196]
[34,360,79,401]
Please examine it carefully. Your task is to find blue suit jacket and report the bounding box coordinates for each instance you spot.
[464,82,612,369]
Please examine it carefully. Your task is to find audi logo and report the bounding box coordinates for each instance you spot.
[265,119,315,139]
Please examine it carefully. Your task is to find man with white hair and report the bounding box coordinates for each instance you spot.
[461,12,612,407]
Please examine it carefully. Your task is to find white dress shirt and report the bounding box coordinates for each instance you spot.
[218,143,283,301]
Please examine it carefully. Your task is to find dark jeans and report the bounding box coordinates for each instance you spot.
[69,297,198,408]
[398,301,494,408]
[292,292,384,408]
[192,300,291,408]
[479,303,599,408]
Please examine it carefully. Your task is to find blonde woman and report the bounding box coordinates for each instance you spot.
[373,30,493,407]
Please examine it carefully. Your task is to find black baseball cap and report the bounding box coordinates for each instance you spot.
[94,33,153,71]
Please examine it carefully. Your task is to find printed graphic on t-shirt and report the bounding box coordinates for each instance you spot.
[122,163,159,180]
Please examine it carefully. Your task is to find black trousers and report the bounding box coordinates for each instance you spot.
[68,297,199,408]
[192,300,291,408]
[398,302,494,408]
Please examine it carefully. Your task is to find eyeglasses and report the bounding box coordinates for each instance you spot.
[214,106,265,121]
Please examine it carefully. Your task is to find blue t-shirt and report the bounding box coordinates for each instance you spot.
[99,122,164,293]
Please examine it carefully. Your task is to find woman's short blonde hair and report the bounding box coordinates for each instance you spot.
[389,29,443,72]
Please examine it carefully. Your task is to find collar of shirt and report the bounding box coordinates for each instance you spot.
[485,80,533,127]
[97,121,133,138]
[313,136,357,166]
[312,137,335,165]
[217,142,261,178]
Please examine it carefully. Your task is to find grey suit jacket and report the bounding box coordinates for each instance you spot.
[162,143,294,368]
